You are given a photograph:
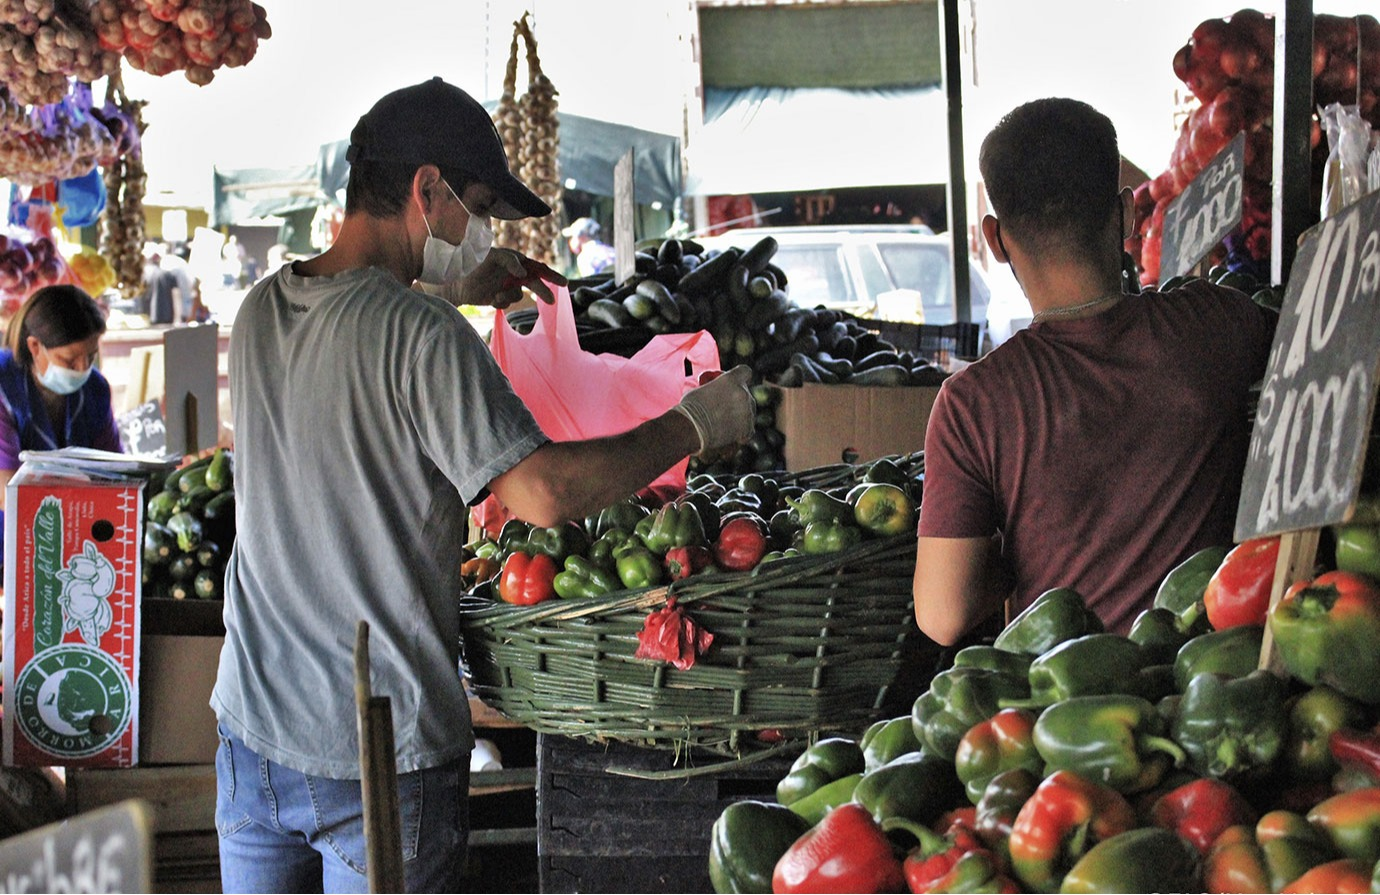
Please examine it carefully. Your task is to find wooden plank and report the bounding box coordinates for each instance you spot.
[469,695,524,730]
[469,767,537,798]
[355,622,404,894]
[1258,528,1320,674]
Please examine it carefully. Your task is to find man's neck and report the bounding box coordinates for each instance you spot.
[295,215,418,286]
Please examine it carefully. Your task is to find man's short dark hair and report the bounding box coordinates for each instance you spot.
[344,160,474,217]
[979,98,1121,255]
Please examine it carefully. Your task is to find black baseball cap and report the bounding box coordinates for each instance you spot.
[346,76,550,220]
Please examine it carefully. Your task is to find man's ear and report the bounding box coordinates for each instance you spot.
[981,215,1006,262]
[412,165,444,214]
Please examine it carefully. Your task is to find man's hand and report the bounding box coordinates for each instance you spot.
[442,248,567,308]
[671,365,756,456]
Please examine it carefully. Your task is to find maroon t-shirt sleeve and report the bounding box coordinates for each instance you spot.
[918,377,999,539]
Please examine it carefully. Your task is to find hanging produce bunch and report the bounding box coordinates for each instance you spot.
[96,74,145,297]
[90,0,271,86]
[0,0,122,107]
[490,12,560,268]
[1128,10,1380,286]
[704,505,1380,894]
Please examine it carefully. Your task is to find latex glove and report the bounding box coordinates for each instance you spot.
[672,365,756,456]
[439,247,566,309]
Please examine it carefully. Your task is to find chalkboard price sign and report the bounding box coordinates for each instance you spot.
[116,398,166,457]
[0,798,152,892]
[1159,131,1246,286]
[1235,188,1380,541]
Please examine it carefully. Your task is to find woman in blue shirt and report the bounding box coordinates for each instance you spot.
[0,284,122,538]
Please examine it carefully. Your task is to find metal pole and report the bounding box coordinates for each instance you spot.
[1271,0,1315,286]
[940,0,971,323]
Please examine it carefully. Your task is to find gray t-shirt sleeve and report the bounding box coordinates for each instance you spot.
[404,317,549,505]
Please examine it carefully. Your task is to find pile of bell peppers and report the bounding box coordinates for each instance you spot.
[704,552,1380,894]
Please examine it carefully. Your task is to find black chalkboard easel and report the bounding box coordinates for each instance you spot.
[1159,131,1246,286]
[1233,188,1380,672]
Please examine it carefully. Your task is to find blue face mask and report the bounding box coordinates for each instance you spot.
[37,351,92,396]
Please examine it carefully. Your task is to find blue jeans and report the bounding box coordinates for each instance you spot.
[215,723,469,893]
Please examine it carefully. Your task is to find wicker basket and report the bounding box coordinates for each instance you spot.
[458,529,923,764]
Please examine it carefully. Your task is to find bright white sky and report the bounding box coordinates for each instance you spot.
[120,0,1362,208]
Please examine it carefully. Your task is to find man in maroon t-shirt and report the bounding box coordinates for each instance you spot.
[913,98,1277,640]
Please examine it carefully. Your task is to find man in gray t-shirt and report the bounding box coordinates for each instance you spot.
[211,77,754,894]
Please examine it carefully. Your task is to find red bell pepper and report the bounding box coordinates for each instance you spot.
[664,544,712,581]
[1007,770,1137,893]
[1305,787,1380,865]
[772,802,906,894]
[901,818,983,893]
[712,514,768,571]
[1203,811,1336,894]
[498,551,557,605]
[1148,777,1257,855]
[924,849,1021,894]
[1203,535,1280,629]
[1329,725,1380,788]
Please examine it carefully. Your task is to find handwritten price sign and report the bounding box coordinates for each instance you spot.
[1235,189,1380,540]
[1159,132,1245,285]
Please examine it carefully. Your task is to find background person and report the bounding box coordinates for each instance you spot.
[211,76,754,894]
[0,284,122,559]
[562,216,615,276]
[912,97,1277,642]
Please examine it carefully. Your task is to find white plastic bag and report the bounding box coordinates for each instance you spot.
[1319,102,1373,217]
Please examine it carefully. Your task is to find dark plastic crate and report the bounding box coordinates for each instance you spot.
[536,734,791,893]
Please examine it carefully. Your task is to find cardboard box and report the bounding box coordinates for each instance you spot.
[3,466,144,768]
[773,383,941,471]
[139,635,222,766]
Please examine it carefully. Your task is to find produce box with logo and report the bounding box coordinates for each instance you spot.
[3,465,144,768]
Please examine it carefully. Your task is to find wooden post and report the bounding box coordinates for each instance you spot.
[1257,529,1320,674]
[355,621,404,894]
[183,391,198,458]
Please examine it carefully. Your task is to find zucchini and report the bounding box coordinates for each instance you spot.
[178,484,217,515]
[635,279,680,324]
[168,552,200,583]
[587,298,634,329]
[657,238,684,266]
[177,465,209,494]
[765,262,789,290]
[742,289,792,331]
[622,293,658,321]
[791,353,838,384]
[146,490,179,526]
[747,275,775,300]
[812,352,854,380]
[678,247,741,296]
[169,579,193,601]
[753,332,820,378]
[205,448,233,492]
[195,540,222,569]
[163,454,213,494]
[850,364,913,387]
[854,350,902,372]
[634,251,658,274]
[193,568,223,600]
[727,263,752,312]
[739,236,779,275]
[143,522,176,566]
[168,511,204,553]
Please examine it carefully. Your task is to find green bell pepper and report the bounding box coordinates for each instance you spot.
[953,645,1033,679]
[736,473,781,512]
[860,715,924,773]
[588,527,638,570]
[1170,669,1289,780]
[497,518,534,555]
[1032,693,1186,794]
[784,773,863,826]
[552,555,621,599]
[677,490,722,542]
[992,587,1103,656]
[708,800,811,894]
[913,666,1031,762]
[1060,826,1203,894]
[799,519,864,555]
[1284,684,1371,782]
[1153,544,1230,635]
[775,737,865,807]
[1172,624,1264,692]
[613,542,665,589]
[1003,633,1148,710]
[504,520,590,563]
[1332,521,1380,580]
[1128,607,1192,666]
[854,751,965,831]
[588,497,650,540]
[974,768,1041,869]
[1269,571,1380,706]
[636,502,706,553]
[786,488,852,525]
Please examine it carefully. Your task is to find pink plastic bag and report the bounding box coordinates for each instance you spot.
[472,280,720,535]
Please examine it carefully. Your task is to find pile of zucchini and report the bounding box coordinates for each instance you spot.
[143,448,235,600]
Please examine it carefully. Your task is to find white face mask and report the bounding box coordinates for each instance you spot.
[37,350,92,396]
[418,180,493,285]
